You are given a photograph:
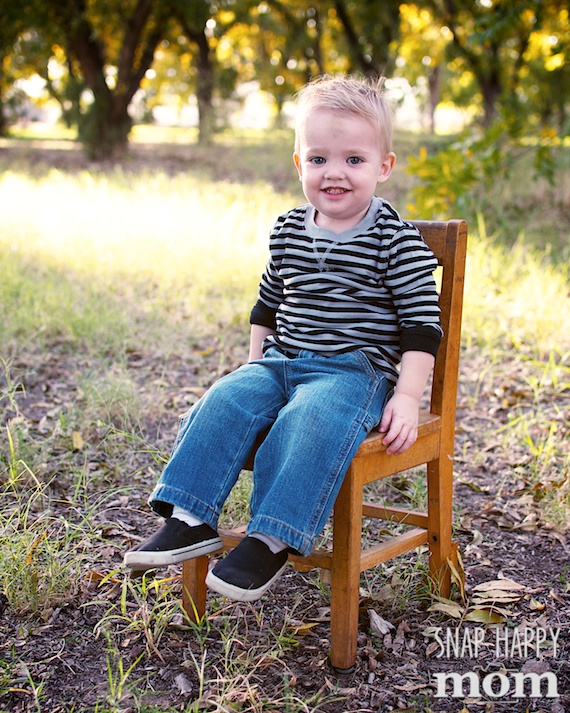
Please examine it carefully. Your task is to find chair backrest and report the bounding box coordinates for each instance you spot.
[411,220,468,432]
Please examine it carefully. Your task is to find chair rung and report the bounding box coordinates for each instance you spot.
[219,522,429,573]
[219,527,246,549]
[289,548,332,570]
[360,527,428,571]
[362,503,428,528]
[219,528,333,570]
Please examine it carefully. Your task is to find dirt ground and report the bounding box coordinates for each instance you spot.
[1,343,569,713]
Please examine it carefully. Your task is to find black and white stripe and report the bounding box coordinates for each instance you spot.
[250,196,442,385]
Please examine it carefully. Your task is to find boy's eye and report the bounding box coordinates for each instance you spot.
[347,156,362,165]
[310,157,326,165]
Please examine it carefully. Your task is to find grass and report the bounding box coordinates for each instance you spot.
[1,126,569,711]
[0,167,287,355]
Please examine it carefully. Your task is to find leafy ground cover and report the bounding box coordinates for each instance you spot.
[0,131,569,712]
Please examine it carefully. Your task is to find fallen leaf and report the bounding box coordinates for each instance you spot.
[174,673,192,696]
[394,681,429,691]
[375,582,398,603]
[448,550,466,603]
[464,608,505,624]
[288,621,319,638]
[471,590,523,603]
[428,602,464,618]
[422,626,441,638]
[471,579,525,592]
[549,589,566,605]
[325,677,356,695]
[26,533,47,564]
[432,594,461,606]
[85,569,119,584]
[369,609,395,636]
[529,597,546,611]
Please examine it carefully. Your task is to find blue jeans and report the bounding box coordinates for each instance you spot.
[149,347,392,555]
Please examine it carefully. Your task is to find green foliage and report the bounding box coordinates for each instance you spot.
[462,218,570,357]
[3,0,570,161]
[423,0,565,127]
[94,573,182,658]
[406,119,559,221]
[407,123,508,218]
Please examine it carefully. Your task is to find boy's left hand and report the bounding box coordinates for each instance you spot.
[378,392,420,456]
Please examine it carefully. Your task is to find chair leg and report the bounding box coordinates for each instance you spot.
[329,467,363,673]
[181,556,208,622]
[427,457,453,597]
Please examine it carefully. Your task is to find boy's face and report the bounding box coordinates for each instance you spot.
[294,108,395,233]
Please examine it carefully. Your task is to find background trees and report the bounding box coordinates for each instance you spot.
[1,0,568,158]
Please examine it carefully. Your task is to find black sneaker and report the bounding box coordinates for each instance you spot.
[123,518,222,570]
[205,536,289,602]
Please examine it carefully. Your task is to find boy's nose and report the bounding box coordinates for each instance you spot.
[324,161,346,180]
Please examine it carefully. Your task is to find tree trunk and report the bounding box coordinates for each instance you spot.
[428,65,442,134]
[194,31,215,145]
[334,0,377,76]
[79,95,132,160]
[333,0,399,77]
[60,0,165,159]
[0,67,6,137]
[477,60,502,128]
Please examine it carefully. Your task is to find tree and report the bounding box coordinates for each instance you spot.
[163,0,218,144]
[37,0,171,158]
[405,1,569,219]
[146,1,256,144]
[237,1,325,124]
[423,0,555,128]
[396,3,452,133]
[332,0,402,77]
[0,2,39,134]
[519,3,570,132]
[219,0,405,125]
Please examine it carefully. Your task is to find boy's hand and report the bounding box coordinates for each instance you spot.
[378,392,420,456]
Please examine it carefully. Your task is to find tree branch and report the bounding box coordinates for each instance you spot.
[116,0,153,89]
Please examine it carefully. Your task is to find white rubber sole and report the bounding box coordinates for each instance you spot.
[123,537,223,570]
[205,562,288,602]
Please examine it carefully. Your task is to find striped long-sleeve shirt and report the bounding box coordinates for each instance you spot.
[250,196,443,386]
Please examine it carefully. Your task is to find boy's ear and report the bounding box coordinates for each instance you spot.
[293,152,302,178]
[377,152,396,184]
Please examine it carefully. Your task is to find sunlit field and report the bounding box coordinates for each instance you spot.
[0,168,294,355]
[1,148,569,360]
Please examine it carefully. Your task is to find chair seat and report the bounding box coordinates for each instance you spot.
[355,410,441,456]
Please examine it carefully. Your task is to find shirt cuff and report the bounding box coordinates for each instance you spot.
[400,326,442,357]
[250,300,277,330]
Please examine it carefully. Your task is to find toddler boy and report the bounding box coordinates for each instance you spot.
[124,75,442,602]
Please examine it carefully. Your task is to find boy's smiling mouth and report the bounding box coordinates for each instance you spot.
[323,187,349,194]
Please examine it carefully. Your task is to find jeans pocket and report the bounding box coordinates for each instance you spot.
[363,373,393,432]
[352,349,385,379]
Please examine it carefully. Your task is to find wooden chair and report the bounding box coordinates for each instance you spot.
[181,219,468,673]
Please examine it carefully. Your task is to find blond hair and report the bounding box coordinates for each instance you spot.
[294,74,393,155]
